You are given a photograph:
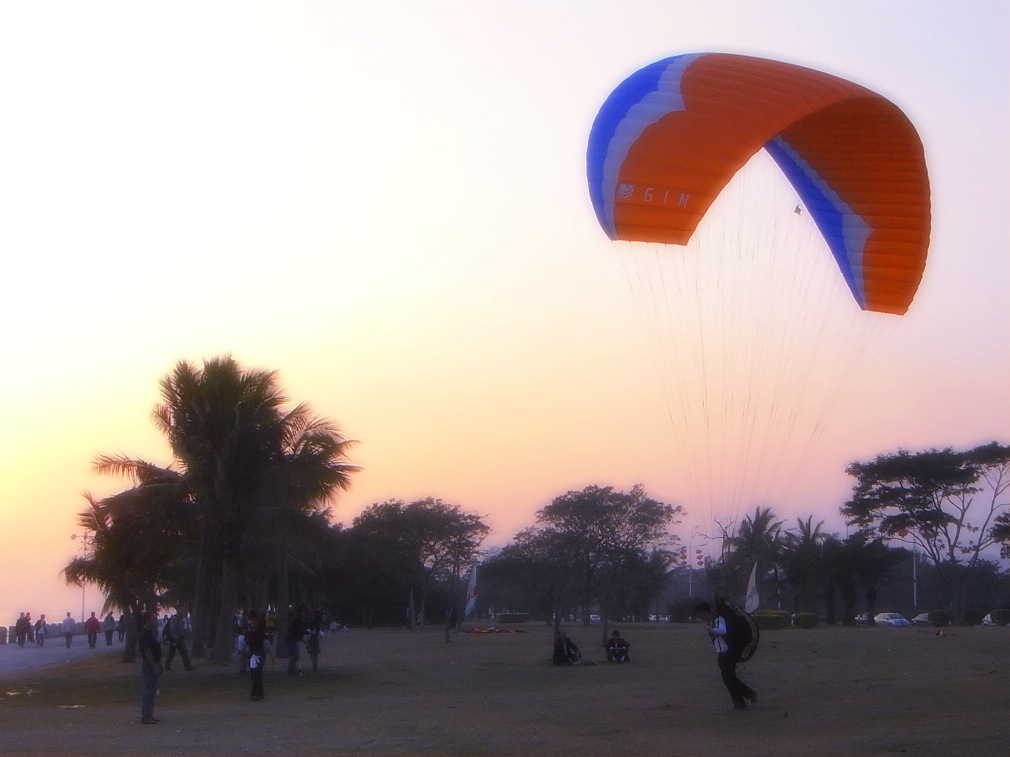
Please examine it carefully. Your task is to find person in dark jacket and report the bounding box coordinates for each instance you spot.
[245,611,273,701]
[138,610,163,724]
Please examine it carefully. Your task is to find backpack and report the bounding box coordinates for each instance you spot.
[722,605,759,662]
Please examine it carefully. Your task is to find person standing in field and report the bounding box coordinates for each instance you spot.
[103,613,116,646]
[138,610,163,724]
[694,600,757,710]
[245,611,273,701]
[305,612,322,673]
[62,612,76,648]
[163,607,194,671]
[285,607,306,675]
[234,610,250,673]
[34,614,48,647]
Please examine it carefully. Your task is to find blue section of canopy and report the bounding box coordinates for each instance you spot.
[586,57,676,232]
[765,137,866,309]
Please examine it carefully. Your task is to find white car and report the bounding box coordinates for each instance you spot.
[874,612,911,626]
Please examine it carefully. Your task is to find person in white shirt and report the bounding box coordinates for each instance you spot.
[62,612,76,648]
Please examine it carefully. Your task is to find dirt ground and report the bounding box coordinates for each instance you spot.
[1,621,1007,756]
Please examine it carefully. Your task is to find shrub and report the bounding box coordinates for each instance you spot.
[792,612,819,628]
[752,610,791,630]
[928,609,953,627]
[963,608,986,626]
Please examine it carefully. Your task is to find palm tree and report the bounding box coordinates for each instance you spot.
[822,533,904,625]
[153,358,277,660]
[153,357,358,662]
[257,407,359,653]
[727,507,784,605]
[856,536,908,622]
[822,536,859,624]
[779,516,828,613]
[63,459,189,661]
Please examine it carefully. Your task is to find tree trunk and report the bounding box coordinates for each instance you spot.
[190,521,210,658]
[865,584,878,621]
[600,577,614,646]
[275,550,290,658]
[418,586,428,626]
[823,582,837,625]
[840,580,858,626]
[444,571,458,643]
[211,559,239,663]
[119,604,142,663]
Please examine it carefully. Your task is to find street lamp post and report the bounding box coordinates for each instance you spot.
[70,533,90,621]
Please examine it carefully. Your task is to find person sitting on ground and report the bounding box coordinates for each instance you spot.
[605,629,630,662]
[552,629,582,666]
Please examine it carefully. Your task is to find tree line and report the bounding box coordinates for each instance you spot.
[480,442,1010,628]
[63,356,1010,664]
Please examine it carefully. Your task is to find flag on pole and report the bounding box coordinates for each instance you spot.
[464,563,479,618]
[745,563,760,613]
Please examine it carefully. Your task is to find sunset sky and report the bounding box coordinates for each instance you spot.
[1,1,1007,625]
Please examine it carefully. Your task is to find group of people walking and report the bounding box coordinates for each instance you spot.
[12,612,46,647]
[10,611,126,648]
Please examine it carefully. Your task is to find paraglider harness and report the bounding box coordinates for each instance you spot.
[720,603,759,662]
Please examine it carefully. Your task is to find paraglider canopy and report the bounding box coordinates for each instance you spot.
[587,53,930,315]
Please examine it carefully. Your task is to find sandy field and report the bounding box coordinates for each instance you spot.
[1,621,1007,756]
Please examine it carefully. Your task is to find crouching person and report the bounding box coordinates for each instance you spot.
[552,629,582,665]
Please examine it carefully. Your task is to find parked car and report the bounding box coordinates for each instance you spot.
[874,612,911,626]
[983,613,1004,626]
[912,612,932,625]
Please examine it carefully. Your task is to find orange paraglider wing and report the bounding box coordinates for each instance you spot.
[587,53,930,314]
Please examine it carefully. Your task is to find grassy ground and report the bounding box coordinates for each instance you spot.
[1,621,1007,756]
